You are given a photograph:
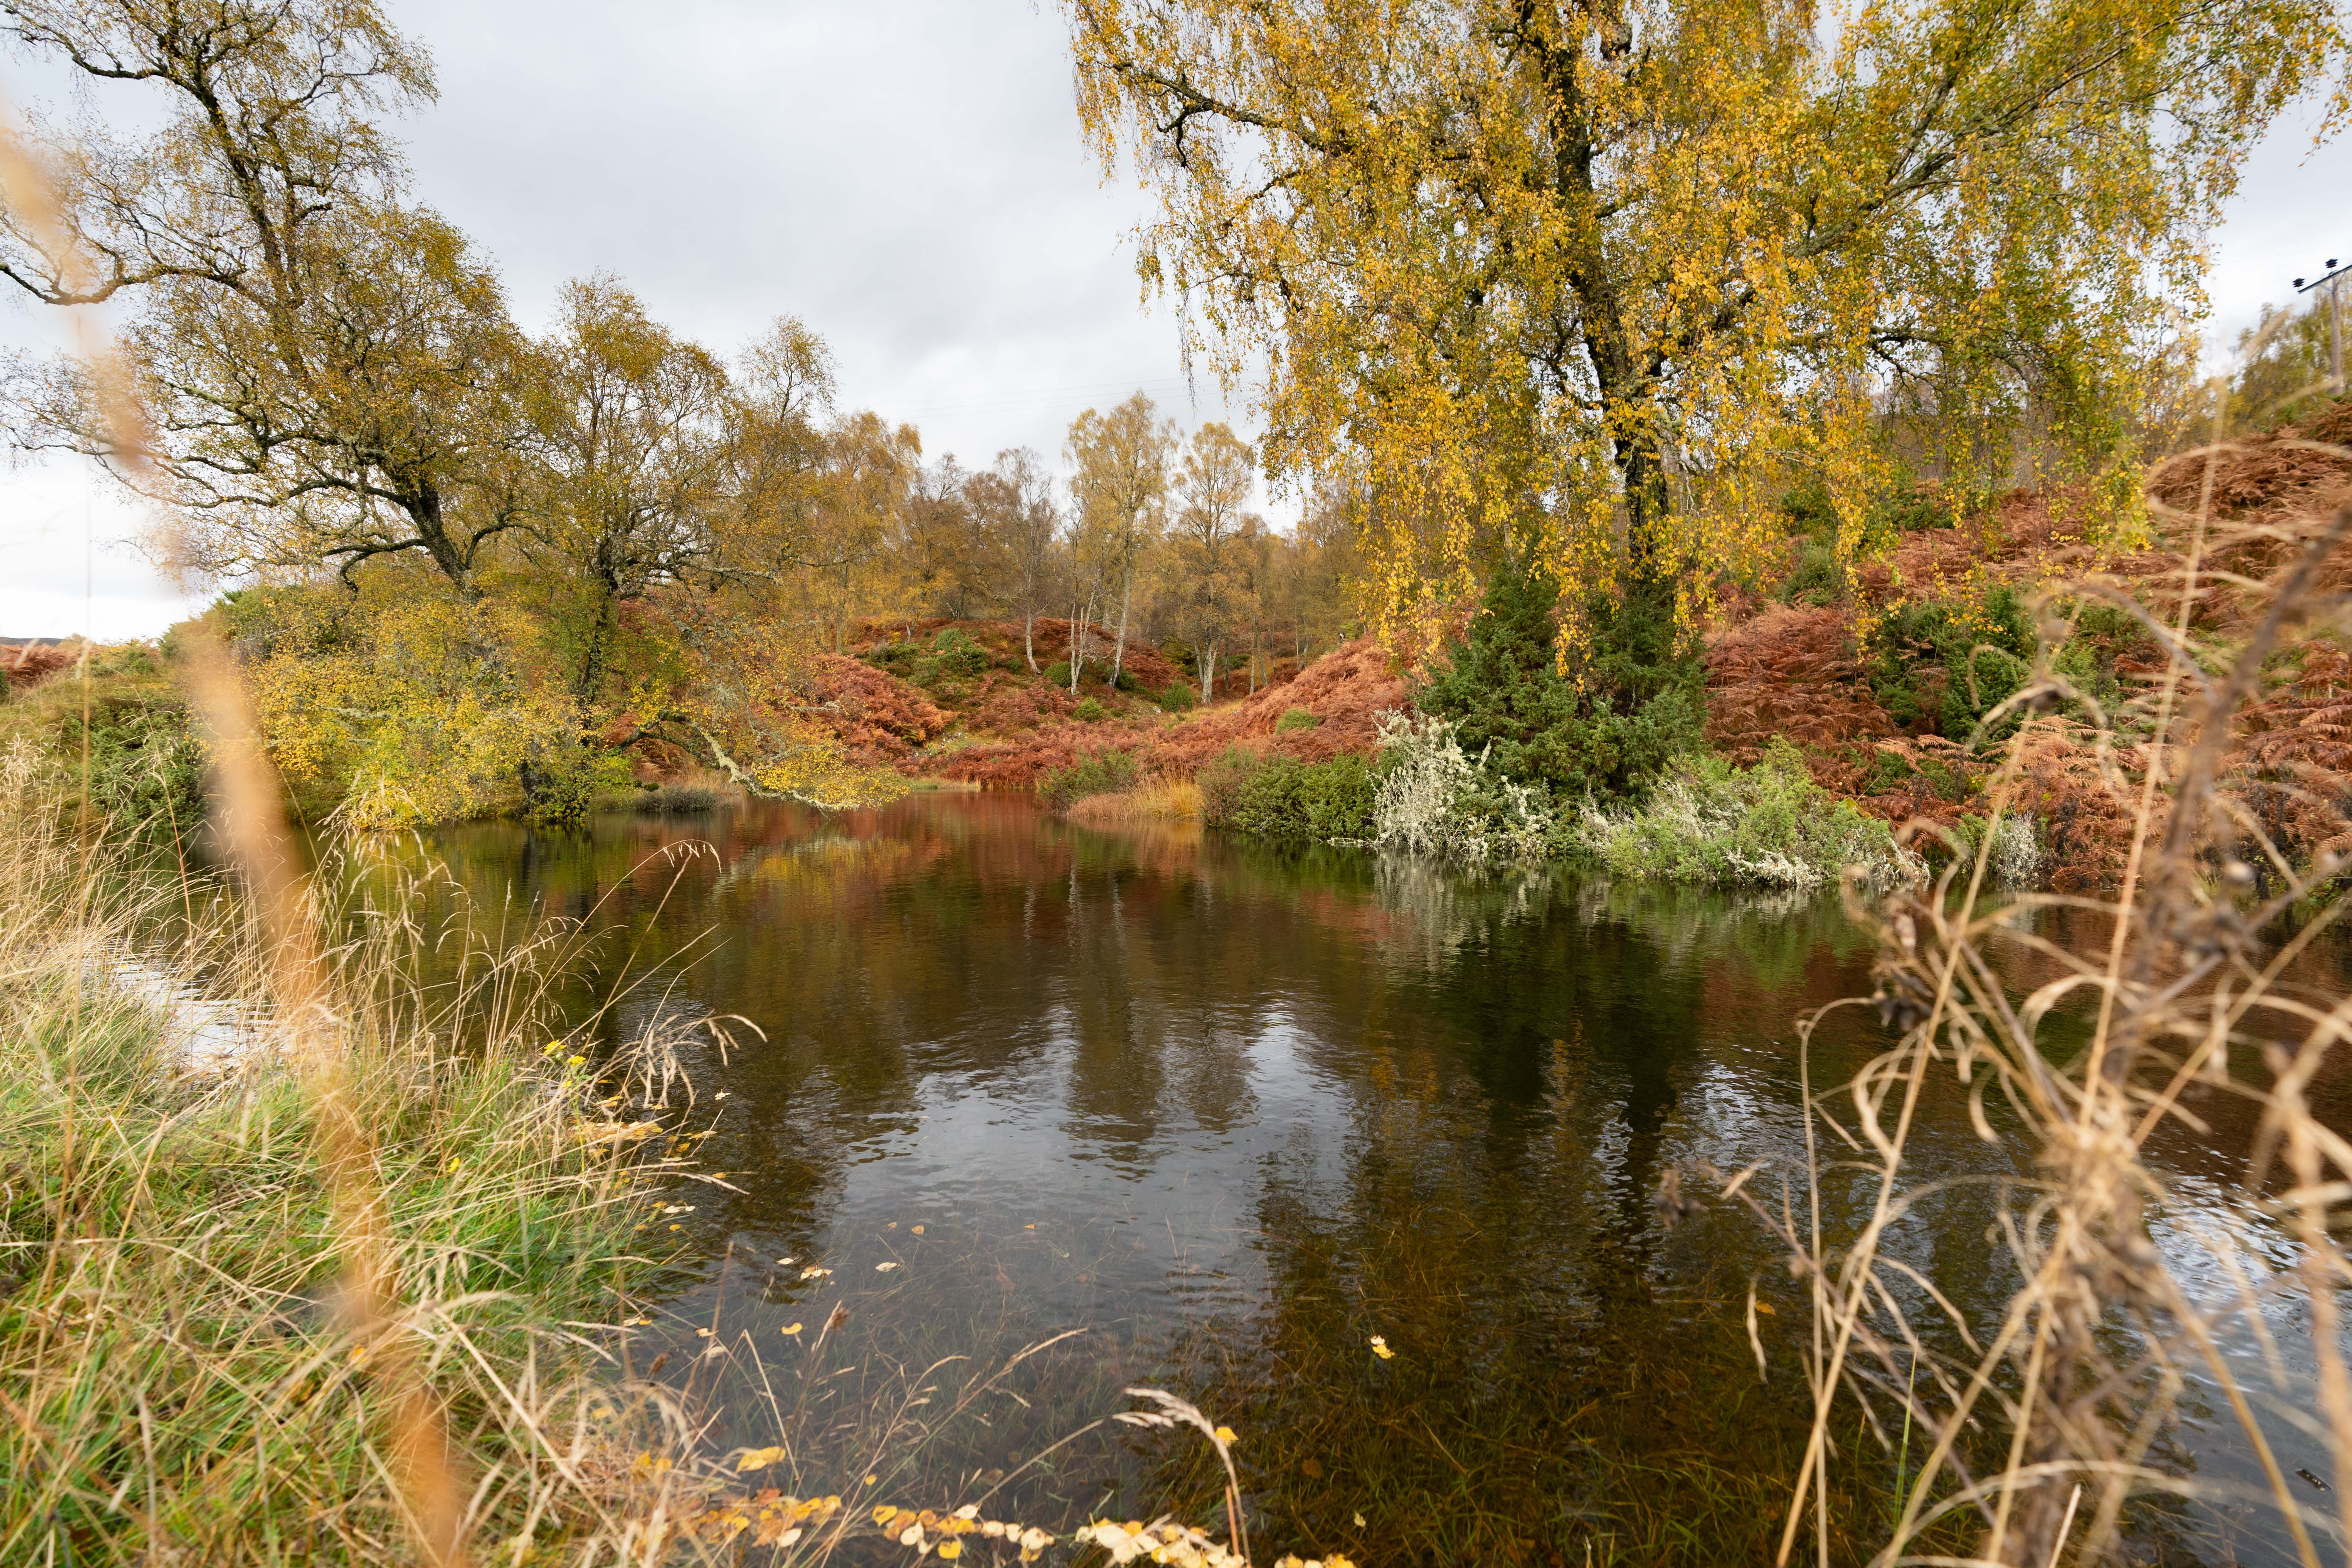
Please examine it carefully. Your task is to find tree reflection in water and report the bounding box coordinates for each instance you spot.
[388,794,2327,1566]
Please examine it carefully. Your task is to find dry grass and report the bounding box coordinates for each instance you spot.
[1699,381,2352,1566]
[1067,777,1205,826]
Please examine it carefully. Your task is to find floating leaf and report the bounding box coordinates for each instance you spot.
[876,1261,899,1272]
[1369,1336,1395,1360]
[782,1322,803,1335]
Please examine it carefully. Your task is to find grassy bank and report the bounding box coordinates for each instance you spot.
[0,744,728,1564]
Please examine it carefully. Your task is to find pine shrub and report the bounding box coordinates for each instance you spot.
[1413,553,1703,801]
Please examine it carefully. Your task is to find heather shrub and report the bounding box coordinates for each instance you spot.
[1566,738,1919,891]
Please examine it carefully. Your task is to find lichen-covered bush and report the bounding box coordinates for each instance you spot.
[1369,711,1554,861]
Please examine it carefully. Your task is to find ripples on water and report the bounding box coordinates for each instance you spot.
[413,793,2351,1566]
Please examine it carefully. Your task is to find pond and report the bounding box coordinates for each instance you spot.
[416,791,2345,1566]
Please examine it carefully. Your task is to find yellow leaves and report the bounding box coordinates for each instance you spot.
[782,1322,803,1335]
[734,1445,784,1472]
[1213,1425,1237,1444]
[1082,1518,1247,1568]
[910,1224,924,1235]
[937,1543,962,1560]
[1368,1335,1395,1359]
[799,1265,832,1280]
[1068,0,2275,655]
[573,1120,661,1145]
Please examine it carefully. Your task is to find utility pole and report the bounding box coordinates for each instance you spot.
[2294,257,2349,390]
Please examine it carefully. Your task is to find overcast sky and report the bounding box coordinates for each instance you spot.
[2,0,2347,640]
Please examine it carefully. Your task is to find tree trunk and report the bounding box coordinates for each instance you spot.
[576,580,619,704]
[407,487,477,598]
[1024,610,1037,672]
[1112,573,1131,684]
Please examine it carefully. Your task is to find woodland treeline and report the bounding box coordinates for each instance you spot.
[4,0,2347,837]
[0,3,1353,826]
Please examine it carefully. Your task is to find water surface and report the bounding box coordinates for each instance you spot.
[421,793,2346,1566]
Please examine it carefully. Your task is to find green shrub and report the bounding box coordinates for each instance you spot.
[929,627,991,677]
[1866,584,2038,746]
[1862,748,1971,802]
[1781,538,1846,605]
[1037,748,1138,809]
[0,644,202,838]
[1158,681,1196,713]
[1414,553,1703,800]
[1200,748,1377,842]
[863,637,922,674]
[1567,738,1918,891]
[1274,706,1321,733]
[1782,476,1956,542]
[1879,485,1956,534]
[1044,660,1073,689]
[1073,697,1106,723]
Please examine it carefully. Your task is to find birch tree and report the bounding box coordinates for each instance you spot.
[1066,391,1176,683]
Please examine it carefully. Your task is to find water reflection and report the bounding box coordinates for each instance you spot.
[405,793,2338,1566]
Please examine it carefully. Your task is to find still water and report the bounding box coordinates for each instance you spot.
[419,791,2343,1566]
